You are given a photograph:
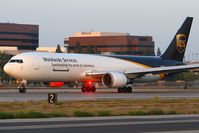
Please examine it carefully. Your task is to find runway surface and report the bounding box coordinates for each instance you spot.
[1,115,199,133]
[1,88,199,101]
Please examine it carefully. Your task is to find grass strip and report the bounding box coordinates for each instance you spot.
[0,112,14,119]
[73,111,94,117]
[0,98,199,119]
[97,111,111,116]
[128,109,178,116]
[0,111,66,119]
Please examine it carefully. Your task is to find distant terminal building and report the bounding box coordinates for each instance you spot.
[0,23,39,50]
[0,46,35,55]
[64,32,154,55]
[36,46,66,53]
[0,46,66,55]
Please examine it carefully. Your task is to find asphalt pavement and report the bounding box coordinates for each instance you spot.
[1,115,199,133]
[1,88,199,133]
[1,88,199,101]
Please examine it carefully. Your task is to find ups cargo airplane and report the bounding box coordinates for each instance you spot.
[3,17,199,93]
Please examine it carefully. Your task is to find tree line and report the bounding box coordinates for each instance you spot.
[0,52,13,85]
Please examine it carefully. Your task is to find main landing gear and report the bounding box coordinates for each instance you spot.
[81,82,96,93]
[81,86,96,93]
[16,79,26,93]
[117,86,132,93]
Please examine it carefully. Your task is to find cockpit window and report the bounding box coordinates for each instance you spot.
[9,59,23,63]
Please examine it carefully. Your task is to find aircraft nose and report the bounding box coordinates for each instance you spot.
[3,63,12,75]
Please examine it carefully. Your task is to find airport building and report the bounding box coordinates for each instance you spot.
[36,46,66,53]
[64,32,155,55]
[0,23,39,50]
[0,45,66,55]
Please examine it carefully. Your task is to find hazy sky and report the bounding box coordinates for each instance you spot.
[0,0,198,59]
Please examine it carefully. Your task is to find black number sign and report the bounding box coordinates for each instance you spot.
[48,93,57,104]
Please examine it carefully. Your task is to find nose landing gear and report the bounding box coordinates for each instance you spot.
[18,85,26,93]
[16,79,26,93]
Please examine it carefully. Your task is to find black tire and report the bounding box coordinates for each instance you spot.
[19,88,23,93]
[117,87,123,93]
[124,87,128,93]
[22,87,26,93]
[127,87,132,93]
[118,87,132,93]
[91,87,96,92]
[81,87,87,92]
[19,87,26,93]
[82,86,96,93]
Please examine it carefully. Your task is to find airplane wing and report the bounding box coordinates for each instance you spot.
[86,64,199,76]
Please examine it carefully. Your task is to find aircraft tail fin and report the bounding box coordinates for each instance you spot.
[161,17,193,62]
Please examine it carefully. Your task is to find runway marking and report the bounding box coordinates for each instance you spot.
[1,119,199,131]
[148,130,199,133]
[1,115,199,123]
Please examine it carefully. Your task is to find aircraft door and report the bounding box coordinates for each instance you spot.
[33,58,39,70]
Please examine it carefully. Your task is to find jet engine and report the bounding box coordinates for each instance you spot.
[102,72,128,88]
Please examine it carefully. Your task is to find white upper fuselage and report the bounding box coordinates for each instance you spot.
[4,52,147,82]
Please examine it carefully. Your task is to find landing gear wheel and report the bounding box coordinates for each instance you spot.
[19,86,26,93]
[117,86,132,93]
[81,86,87,92]
[16,79,27,93]
[117,87,123,93]
[81,86,96,93]
[127,87,132,93]
[91,86,96,92]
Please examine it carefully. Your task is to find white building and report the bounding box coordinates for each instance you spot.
[0,45,67,55]
[36,47,66,53]
[0,46,20,55]
[72,32,130,37]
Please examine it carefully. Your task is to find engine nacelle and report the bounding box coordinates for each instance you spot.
[102,72,128,88]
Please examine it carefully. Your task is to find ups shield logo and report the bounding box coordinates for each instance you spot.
[176,34,187,53]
